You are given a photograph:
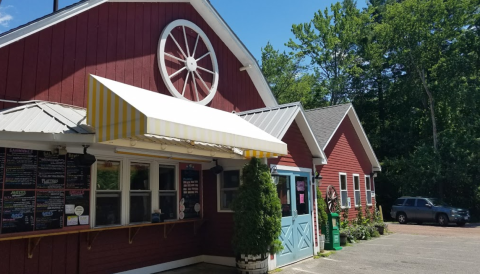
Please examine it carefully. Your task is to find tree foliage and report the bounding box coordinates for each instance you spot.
[261,0,480,218]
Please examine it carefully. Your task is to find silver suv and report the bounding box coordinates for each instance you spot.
[390,197,470,226]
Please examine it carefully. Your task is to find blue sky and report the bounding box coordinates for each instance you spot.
[0,0,366,61]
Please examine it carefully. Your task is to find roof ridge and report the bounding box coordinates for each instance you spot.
[305,103,351,112]
[237,102,301,116]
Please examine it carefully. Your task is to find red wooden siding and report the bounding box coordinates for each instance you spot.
[0,2,265,112]
[201,169,234,257]
[317,116,374,222]
[268,121,313,169]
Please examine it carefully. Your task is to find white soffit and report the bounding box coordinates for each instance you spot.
[0,0,278,108]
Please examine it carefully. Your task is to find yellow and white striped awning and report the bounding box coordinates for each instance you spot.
[86,75,287,158]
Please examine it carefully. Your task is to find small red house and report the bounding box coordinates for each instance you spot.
[0,1,327,273]
[305,104,381,221]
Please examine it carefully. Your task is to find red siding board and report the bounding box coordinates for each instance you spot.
[114,3,127,85]
[20,33,39,101]
[317,116,375,222]
[269,121,313,169]
[0,45,9,109]
[8,240,25,274]
[6,40,25,101]
[0,240,11,272]
[133,3,144,89]
[105,3,118,81]
[142,3,151,90]
[95,4,109,78]
[48,22,65,103]
[61,16,77,105]
[123,3,135,86]
[35,27,53,101]
[51,235,67,274]
[72,12,89,107]
[84,6,99,107]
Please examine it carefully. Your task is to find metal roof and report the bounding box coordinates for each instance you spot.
[304,104,352,149]
[0,101,94,134]
[237,102,301,139]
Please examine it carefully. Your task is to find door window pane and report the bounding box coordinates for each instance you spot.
[296,177,309,215]
[354,175,361,207]
[130,163,150,190]
[365,176,372,205]
[97,160,121,190]
[130,193,151,223]
[339,174,348,207]
[96,193,121,226]
[277,176,291,217]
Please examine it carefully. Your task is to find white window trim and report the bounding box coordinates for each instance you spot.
[91,153,180,228]
[217,167,242,213]
[158,163,179,221]
[365,175,372,206]
[353,174,360,208]
[339,172,348,209]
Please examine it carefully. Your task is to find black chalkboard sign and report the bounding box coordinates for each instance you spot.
[1,190,35,234]
[64,190,90,226]
[37,151,65,189]
[5,149,37,189]
[180,169,200,219]
[35,191,64,230]
[0,147,5,189]
[66,153,91,189]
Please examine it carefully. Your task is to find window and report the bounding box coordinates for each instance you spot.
[277,175,291,217]
[394,198,405,206]
[130,163,151,223]
[295,176,309,215]
[339,173,348,208]
[353,174,361,207]
[365,175,372,206]
[405,199,415,207]
[416,199,430,208]
[219,170,240,211]
[96,160,122,226]
[159,165,177,220]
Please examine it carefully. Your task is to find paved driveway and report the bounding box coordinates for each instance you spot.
[280,223,480,274]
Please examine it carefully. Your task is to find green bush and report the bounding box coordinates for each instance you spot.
[231,158,283,255]
[316,189,328,227]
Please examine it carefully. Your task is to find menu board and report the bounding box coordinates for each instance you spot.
[1,190,35,233]
[64,190,90,226]
[37,151,65,189]
[0,147,5,189]
[5,149,37,189]
[35,191,64,230]
[180,169,200,219]
[66,153,91,189]
[0,147,91,235]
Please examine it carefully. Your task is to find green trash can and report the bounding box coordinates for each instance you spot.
[322,213,342,250]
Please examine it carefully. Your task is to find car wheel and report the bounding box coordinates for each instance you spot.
[437,213,449,226]
[457,222,466,227]
[397,213,407,224]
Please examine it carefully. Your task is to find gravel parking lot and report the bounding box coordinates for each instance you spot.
[280,223,480,274]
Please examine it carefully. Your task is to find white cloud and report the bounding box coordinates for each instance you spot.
[0,6,14,28]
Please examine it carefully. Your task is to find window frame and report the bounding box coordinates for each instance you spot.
[339,172,349,209]
[365,175,372,206]
[352,174,361,208]
[129,161,153,224]
[217,168,242,213]
[91,154,180,228]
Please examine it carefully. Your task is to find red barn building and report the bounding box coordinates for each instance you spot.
[0,1,334,273]
[306,104,382,222]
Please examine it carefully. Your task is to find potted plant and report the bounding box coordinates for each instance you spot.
[316,188,328,252]
[374,222,387,235]
[231,158,283,274]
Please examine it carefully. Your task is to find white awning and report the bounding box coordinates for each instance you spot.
[86,75,287,158]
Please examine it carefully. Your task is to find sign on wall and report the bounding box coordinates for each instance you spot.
[179,163,201,219]
[0,148,91,235]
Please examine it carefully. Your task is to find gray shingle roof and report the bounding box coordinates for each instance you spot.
[304,104,352,149]
[237,102,301,139]
[0,102,94,134]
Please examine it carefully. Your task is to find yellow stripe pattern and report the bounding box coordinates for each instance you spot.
[87,76,146,142]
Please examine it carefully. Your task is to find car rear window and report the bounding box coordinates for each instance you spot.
[394,198,405,206]
[405,199,415,206]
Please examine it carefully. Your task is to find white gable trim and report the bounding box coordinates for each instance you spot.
[294,109,327,164]
[0,0,278,108]
[323,105,381,172]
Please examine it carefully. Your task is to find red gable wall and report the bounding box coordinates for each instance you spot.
[0,2,265,112]
[317,115,374,221]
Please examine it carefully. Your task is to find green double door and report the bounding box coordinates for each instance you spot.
[276,170,313,266]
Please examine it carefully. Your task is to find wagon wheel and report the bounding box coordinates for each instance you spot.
[158,19,219,106]
[326,185,339,213]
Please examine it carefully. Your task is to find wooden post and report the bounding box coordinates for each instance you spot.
[379,205,384,221]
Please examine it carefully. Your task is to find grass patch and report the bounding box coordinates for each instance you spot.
[314,250,336,258]
[269,268,282,273]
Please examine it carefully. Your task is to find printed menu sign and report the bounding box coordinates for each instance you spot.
[5,149,37,189]
[66,153,91,189]
[64,190,90,226]
[180,168,200,219]
[35,191,65,230]
[37,151,65,189]
[1,190,35,234]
